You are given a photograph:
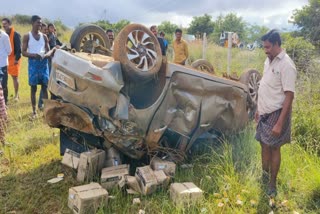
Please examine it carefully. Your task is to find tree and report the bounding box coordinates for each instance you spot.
[12,14,31,25]
[92,19,130,34]
[112,19,130,33]
[211,13,247,44]
[292,0,320,47]
[282,33,315,72]
[158,21,179,43]
[158,21,179,36]
[245,24,269,43]
[188,14,214,38]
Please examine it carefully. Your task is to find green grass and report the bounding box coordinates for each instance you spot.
[1,28,320,213]
[186,41,265,75]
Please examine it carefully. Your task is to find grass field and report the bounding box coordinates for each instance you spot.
[1,24,320,214]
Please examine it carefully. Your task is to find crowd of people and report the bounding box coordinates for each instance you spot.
[0,17,190,147]
[0,15,62,152]
[0,16,297,199]
[149,25,189,65]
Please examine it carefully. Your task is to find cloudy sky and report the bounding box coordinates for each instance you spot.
[0,0,308,29]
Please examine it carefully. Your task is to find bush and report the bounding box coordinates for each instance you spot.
[13,14,32,25]
[282,33,315,72]
[293,67,320,155]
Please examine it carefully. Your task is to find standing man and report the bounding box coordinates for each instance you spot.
[38,23,62,109]
[41,22,48,35]
[0,25,11,106]
[173,28,188,65]
[2,18,21,102]
[47,23,62,50]
[22,15,50,118]
[159,31,168,51]
[255,29,297,197]
[150,25,166,56]
[106,29,114,50]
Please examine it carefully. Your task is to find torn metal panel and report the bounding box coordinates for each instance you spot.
[145,71,248,150]
[103,133,145,159]
[44,99,98,135]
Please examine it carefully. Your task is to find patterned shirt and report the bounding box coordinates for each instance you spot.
[0,88,7,144]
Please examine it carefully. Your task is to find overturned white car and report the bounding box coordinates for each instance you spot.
[44,24,261,161]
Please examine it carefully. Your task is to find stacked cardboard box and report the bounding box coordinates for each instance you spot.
[77,149,106,182]
[68,183,108,214]
[150,157,176,177]
[100,164,129,190]
[135,166,170,195]
[125,175,142,194]
[170,182,203,205]
[61,149,80,169]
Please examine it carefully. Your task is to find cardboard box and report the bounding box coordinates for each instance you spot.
[135,166,170,195]
[61,149,80,169]
[126,175,142,194]
[100,164,129,190]
[68,183,108,214]
[150,157,176,177]
[154,170,170,188]
[77,149,106,182]
[170,182,203,205]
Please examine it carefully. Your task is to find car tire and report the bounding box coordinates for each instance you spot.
[113,24,162,82]
[70,24,111,53]
[191,59,215,74]
[239,69,261,120]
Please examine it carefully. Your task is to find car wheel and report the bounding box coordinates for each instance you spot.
[191,59,215,74]
[240,69,261,120]
[70,24,111,53]
[113,24,162,81]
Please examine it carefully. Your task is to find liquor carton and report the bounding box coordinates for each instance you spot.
[100,164,129,190]
[77,149,106,182]
[170,182,203,205]
[135,166,169,195]
[68,183,108,214]
[61,149,80,169]
[150,157,176,177]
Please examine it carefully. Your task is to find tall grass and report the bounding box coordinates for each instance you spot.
[186,41,265,75]
[292,59,320,155]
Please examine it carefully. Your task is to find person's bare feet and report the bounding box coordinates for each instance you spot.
[30,112,38,120]
[267,185,277,197]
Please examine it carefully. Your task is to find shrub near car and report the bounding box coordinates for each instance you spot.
[44,24,261,160]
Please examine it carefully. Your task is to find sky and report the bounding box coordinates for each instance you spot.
[0,0,308,30]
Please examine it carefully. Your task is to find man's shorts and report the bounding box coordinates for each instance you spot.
[28,58,49,86]
[255,108,291,147]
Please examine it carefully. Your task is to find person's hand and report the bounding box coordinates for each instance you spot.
[254,111,259,123]
[14,60,19,65]
[44,48,56,58]
[34,53,42,60]
[272,123,282,137]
